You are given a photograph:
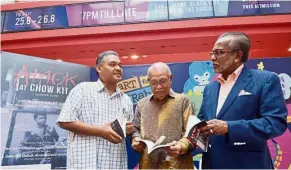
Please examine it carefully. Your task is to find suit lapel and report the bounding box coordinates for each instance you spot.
[210,81,220,119]
[216,67,252,119]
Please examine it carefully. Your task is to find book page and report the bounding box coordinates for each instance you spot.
[148,143,171,154]
[120,119,127,138]
[153,136,166,147]
[138,139,155,151]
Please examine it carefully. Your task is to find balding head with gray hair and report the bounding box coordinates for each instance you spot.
[147,62,173,101]
[147,62,172,78]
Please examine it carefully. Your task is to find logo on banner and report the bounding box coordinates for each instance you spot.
[118,75,152,104]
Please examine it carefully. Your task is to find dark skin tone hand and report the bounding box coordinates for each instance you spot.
[199,119,228,136]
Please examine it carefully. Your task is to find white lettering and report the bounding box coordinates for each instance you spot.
[30,84,54,93]
[83,8,137,20]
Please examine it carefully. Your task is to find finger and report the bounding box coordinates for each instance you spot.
[111,133,123,142]
[207,119,218,124]
[134,137,141,142]
[126,125,134,129]
[167,147,176,153]
[169,146,179,151]
[201,129,212,136]
[126,121,133,125]
[167,150,178,157]
[199,125,212,133]
[109,130,122,140]
[167,141,177,146]
[132,141,140,146]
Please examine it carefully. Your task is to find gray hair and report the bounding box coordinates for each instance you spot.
[218,32,251,62]
[147,62,172,77]
[96,50,119,65]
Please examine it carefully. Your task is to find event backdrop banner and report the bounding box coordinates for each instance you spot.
[1,52,90,169]
[1,51,290,169]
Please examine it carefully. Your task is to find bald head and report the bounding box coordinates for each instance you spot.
[147,62,172,78]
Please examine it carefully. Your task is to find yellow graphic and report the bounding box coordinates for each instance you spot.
[287,116,291,123]
[118,77,140,93]
[257,62,264,70]
[139,75,149,88]
[187,90,193,96]
[194,90,202,96]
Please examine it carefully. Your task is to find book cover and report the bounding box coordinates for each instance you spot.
[110,119,126,139]
[185,116,209,152]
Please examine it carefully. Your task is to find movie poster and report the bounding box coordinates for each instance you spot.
[1,52,90,169]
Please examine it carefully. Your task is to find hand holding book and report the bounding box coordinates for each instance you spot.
[133,136,171,154]
[131,137,147,153]
[166,141,183,158]
[185,115,210,152]
[102,121,123,144]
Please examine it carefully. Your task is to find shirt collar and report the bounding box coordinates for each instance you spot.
[96,79,123,96]
[150,88,176,101]
[217,64,244,84]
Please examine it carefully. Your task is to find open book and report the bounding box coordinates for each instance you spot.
[137,136,171,154]
[185,115,209,152]
[110,119,126,139]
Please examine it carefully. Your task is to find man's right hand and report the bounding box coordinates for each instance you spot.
[100,122,123,144]
[131,137,146,153]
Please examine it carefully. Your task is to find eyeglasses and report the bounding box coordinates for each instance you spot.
[149,76,171,87]
[210,49,237,58]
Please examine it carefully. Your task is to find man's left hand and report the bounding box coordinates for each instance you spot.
[126,121,134,136]
[199,119,228,135]
[166,141,182,157]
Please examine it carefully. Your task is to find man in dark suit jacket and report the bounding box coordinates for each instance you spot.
[198,32,287,169]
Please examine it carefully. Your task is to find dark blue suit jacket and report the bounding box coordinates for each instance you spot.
[198,67,287,169]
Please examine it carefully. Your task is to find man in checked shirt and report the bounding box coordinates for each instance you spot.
[57,50,134,169]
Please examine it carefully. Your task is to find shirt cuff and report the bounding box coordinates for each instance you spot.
[178,138,193,154]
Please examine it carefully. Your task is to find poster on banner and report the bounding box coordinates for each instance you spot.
[1,52,90,169]
[168,0,215,19]
[125,0,168,22]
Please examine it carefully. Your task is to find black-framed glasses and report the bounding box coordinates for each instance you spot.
[210,49,237,58]
[149,75,171,87]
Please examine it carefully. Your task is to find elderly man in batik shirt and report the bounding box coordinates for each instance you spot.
[132,62,195,169]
